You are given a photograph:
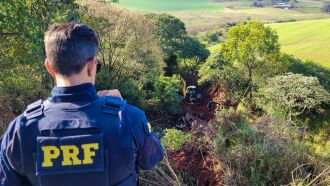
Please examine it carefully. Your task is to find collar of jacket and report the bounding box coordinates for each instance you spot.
[48,83,97,104]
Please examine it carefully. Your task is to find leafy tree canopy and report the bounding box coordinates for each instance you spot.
[145,13,187,59]
[222,20,281,82]
[257,73,330,121]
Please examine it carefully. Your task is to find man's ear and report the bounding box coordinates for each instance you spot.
[44,59,56,78]
[87,57,96,77]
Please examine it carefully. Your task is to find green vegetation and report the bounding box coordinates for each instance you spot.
[215,108,329,185]
[200,20,284,103]
[198,20,330,185]
[270,18,330,68]
[145,13,209,76]
[150,75,182,115]
[0,0,80,125]
[161,128,191,150]
[288,58,330,92]
[81,4,165,109]
[196,29,223,46]
[257,73,330,122]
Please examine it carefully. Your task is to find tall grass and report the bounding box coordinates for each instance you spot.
[139,153,187,186]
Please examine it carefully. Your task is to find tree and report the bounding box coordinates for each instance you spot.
[199,21,284,103]
[257,73,330,122]
[145,13,187,76]
[0,0,120,121]
[145,13,187,59]
[0,0,79,67]
[221,20,281,101]
[178,36,210,76]
[0,0,80,118]
[199,50,249,102]
[80,1,165,108]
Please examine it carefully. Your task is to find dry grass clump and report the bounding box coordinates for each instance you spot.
[139,153,187,186]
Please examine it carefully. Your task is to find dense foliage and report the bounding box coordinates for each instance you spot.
[161,128,191,151]
[197,20,330,185]
[80,1,166,108]
[257,73,330,122]
[0,0,80,125]
[199,50,249,102]
[149,75,182,115]
[215,108,329,185]
[199,20,285,104]
[146,13,209,77]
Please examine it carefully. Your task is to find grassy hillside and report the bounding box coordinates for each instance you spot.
[270,19,330,68]
[114,0,223,11]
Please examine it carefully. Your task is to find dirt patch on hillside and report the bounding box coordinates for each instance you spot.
[168,143,223,186]
[159,79,231,184]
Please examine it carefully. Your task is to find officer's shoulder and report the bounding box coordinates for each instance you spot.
[3,113,26,137]
[101,96,127,115]
[3,100,42,131]
[23,99,44,120]
[123,104,150,134]
[124,104,146,119]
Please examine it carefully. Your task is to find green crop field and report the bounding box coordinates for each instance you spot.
[114,0,223,11]
[270,19,330,68]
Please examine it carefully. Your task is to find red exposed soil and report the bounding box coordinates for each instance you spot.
[161,75,233,185]
[169,81,227,185]
[168,145,223,186]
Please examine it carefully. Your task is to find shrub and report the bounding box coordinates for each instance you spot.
[257,73,330,123]
[150,75,182,116]
[214,109,322,185]
[161,128,191,151]
[287,57,330,92]
[117,80,147,110]
[196,29,223,46]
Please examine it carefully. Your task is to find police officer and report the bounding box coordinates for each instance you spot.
[0,23,163,186]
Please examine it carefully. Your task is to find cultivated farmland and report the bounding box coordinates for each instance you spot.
[270,18,330,68]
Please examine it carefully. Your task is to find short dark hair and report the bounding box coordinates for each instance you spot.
[44,23,98,76]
